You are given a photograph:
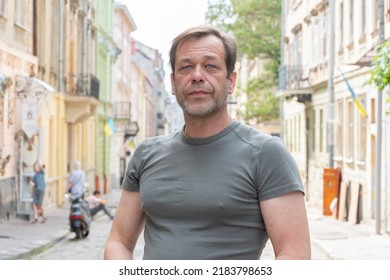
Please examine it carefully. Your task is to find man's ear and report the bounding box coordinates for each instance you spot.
[228,71,237,95]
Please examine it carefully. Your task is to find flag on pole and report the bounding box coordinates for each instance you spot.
[339,69,367,118]
[104,118,116,136]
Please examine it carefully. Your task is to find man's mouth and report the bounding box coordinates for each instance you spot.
[188,90,208,96]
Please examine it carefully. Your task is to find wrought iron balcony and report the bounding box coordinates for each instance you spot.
[278,65,311,91]
[113,102,131,120]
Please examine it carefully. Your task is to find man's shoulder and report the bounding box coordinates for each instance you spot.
[139,131,179,148]
[232,122,276,150]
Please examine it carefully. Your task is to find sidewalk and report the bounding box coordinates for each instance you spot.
[1,189,390,260]
[307,207,390,259]
[0,188,121,260]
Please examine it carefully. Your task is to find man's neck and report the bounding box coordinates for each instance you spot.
[183,114,233,138]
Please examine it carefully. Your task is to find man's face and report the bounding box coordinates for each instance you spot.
[170,35,236,118]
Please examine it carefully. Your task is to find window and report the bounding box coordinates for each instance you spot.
[311,111,316,153]
[50,1,59,73]
[373,0,378,30]
[370,97,376,124]
[335,101,344,157]
[290,29,302,67]
[357,95,367,163]
[312,25,319,65]
[361,0,367,36]
[294,116,297,152]
[339,2,344,48]
[346,99,354,159]
[298,114,301,152]
[349,0,354,43]
[321,10,327,60]
[0,0,5,17]
[284,119,289,149]
[14,0,27,27]
[319,109,324,153]
[311,12,326,64]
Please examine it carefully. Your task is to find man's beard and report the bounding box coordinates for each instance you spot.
[176,81,229,119]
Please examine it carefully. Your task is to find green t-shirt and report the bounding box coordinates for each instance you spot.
[122,120,304,259]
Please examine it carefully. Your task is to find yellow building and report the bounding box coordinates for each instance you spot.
[0,0,99,221]
[37,0,99,206]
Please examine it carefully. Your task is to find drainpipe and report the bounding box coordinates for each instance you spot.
[375,0,384,235]
[58,0,63,92]
[327,0,335,168]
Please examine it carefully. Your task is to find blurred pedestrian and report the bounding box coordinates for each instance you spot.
[31,160,46,223]
[86,190,114,220]
[66,161,85,196]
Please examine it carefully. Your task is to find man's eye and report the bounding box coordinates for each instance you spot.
[180,65,192,70]
[206,64,217,69]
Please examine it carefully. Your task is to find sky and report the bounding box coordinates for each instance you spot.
[122,0,210,91]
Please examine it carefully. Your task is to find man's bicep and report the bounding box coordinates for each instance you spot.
[110,190,145,251]
[260,191,311,259]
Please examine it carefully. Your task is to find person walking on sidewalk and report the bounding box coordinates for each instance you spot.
[66,161,85,196]
[105,25,311,260]
[31,160,47,223]
[86,190,114,220]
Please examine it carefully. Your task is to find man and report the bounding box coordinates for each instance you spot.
[31,160,46,223]
[104,25,311,260]
[86,190,114,220]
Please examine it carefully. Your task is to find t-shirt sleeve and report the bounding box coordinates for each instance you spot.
[256,137,304,201]
[122,140,145,192]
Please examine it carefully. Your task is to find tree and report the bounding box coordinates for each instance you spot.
[206,0,281,122]
[369,41,390,113]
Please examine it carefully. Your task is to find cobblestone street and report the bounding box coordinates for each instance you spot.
[31,214,114,260]
[29,209,329,260]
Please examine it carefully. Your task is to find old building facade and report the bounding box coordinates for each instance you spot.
[279,0,390,232]
[0,0,99,219]
[0,0,170,221]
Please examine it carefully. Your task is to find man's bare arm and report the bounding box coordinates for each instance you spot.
[260,191,311,260]
[104,190,145,259]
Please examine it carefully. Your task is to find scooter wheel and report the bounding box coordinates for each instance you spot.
[75,227,82,239]
[80,220,89,238]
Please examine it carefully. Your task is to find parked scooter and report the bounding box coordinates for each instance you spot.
[64,192,91,239]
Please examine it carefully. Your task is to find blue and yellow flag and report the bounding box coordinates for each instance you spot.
[104,118,116,136]
[339,70,367,118]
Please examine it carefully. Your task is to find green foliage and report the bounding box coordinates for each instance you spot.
[206,0,281,122]
[369,41,390,113]
[243,71,279,122]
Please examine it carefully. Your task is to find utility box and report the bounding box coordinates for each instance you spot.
[323,168,341,216]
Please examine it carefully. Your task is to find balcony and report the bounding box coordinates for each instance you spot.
[65,74,100,124]
[277,65,312,103]
[113,102,131,120]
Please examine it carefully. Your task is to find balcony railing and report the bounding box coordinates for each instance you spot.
[90,74,99,100]
[278,65,310,91]
[113,102,131,120]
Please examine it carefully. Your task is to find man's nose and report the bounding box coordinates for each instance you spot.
[191,65,205,83]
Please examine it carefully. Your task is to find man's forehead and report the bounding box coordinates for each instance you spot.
[176,37,225,58]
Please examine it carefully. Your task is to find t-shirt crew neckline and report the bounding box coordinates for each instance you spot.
[180,120,240,145]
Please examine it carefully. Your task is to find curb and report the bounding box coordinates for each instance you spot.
[9,232,71,260]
